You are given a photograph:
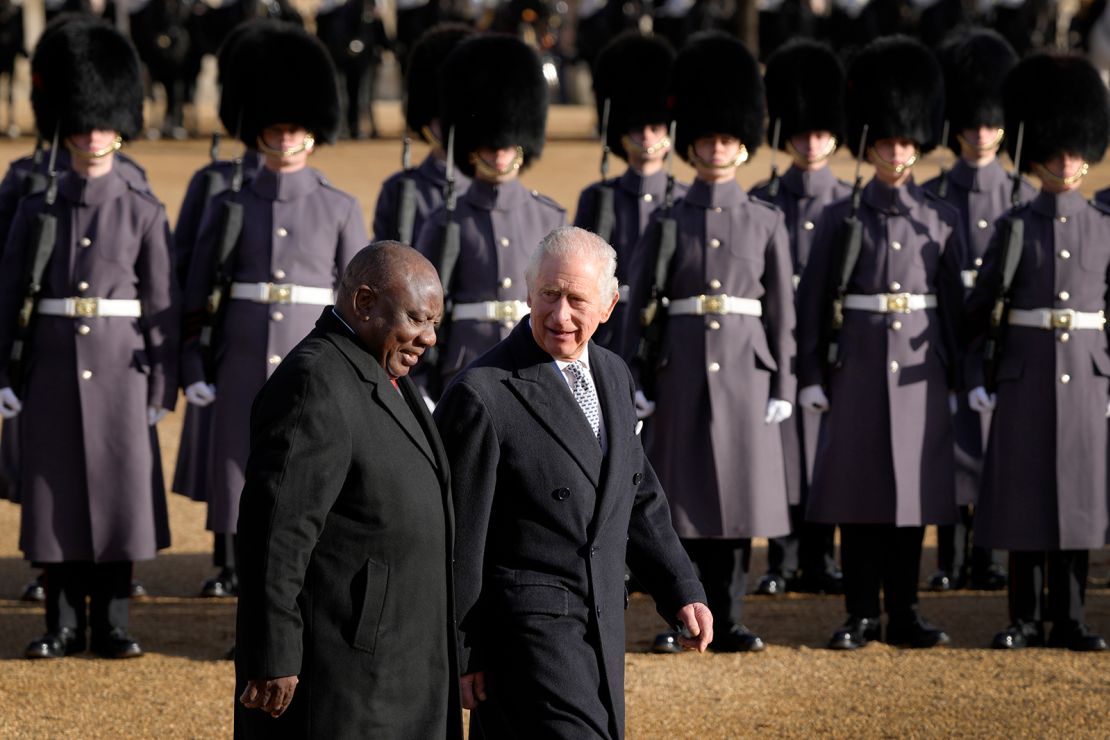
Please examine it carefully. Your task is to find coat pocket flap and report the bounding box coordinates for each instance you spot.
[352,558,390,653]
[502,583,569,617]
[752,340,779,372]
[1091,350,1110,378]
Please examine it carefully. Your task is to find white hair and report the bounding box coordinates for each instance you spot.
[525,226,619,302]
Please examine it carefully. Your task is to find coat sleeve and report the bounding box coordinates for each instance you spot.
[0,165,27,255]
[179,194,227,388]
[173,169,212,286]
[414,204,447,270]
[961,219,1009,390]
[137,205,180,409]
[235,357,353,680]
[372,175,397,242]
[762,209,797,401]
[433,378,500,675]
[336,193,369,280]
[795,208,841,389]
[572,185,597,230]
[0,197,35,389]
[936,224,968,391]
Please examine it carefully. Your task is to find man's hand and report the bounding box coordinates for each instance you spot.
[763,398,793,424]
[460,671,487,710]
[0,387,22,419]
[675,602,713,652]
[798,385,829,413]
[240,676,299,718]
[968,386,996,413]
[634,390,656,420]
[147,406,168,426]
[185,381,217,407]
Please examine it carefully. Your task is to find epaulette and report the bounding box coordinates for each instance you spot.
[529,189,566,213]
[748,194,782,214]
[118,152,148,179]
[921,187,962,218]
[1090,198,1110,217]
[125,180,165,208]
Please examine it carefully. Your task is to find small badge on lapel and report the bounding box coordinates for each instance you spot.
[635,419,643,436]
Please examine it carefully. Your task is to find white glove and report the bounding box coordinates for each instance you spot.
[185,381,217,407]
[967,386,996,413]
[148,406,168,426]
[0,387,22,419]
[634,390,656,420]
[1105,399,1109,419]
[948,391,958,416]
[764,398,793,424]
[799,385,830,413]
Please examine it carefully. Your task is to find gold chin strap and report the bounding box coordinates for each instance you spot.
[786,136,837,167]
[66,135,123,160]
[956,128,1005,153]
[470,146,524,179]
[868,146,918,175]
[621,134,672,157]
[687,144,749,170]
[421,125,443,152]
[257,133,315,159]
[1032,161,1089,187]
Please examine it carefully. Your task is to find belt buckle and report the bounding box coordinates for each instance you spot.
[267,283,293,304]
[1051,309,1075,330]
[885,293,911,313]
[496,301,520,322]
[74,297,98,318]
[700,294,726,315]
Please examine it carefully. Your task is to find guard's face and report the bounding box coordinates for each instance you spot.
[627,124,670,162]
[960,126,1003,156]
[1038,151,1087,193]
[356,272,444,378]
[870,137,917,186]
[260,123,314,169]
[693,134,741,167]
[789,131,835,165]
[528,252,618,361]
[67,129,119,156]
[473,146,521,184]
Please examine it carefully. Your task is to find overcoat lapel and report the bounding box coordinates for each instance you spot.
[590,349,633,535]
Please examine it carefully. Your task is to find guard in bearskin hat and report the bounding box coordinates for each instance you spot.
[372,23,473,245]
[625,31,796,654]
[795,35,966,650]
[572,30,684,360]
[750,38,851,600]
[414,33,565,395]
[922,27,1035,596]
[964,52,1110,652]
[178,23,366,602]
[0,18,177,659]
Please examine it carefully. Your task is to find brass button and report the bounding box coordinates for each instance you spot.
[273,269,286,280]
[531,190,539,197]
[643,193,653,202]
[891,241,902,251]
[977,219,989,230]
[713,207,722,213]
[501,277,513,289]
[1060,373,1071,384]
[803,220,815,231]
[1059,250,1071,260]
[272,311,284,322]
[708,362,720,373]
[500,237,510,247]
[1058,291,1070,301]
[974,257,983,267]
[77,324,90,336]
[889,281,902,292]
[889,361,899,373]
[891,320,903,331]
[709,238,721,249]
[80,369,93,380]
[1059,332,1070,344]
[708,279,722,290]
[77,281,89,292]
[708,320,721,330]
[275,227,288,237]
[1058,216,1068,224]
[268,354,282,365]
[79,237,92,248]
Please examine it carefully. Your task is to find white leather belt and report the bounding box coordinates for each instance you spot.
[668,294,762,317]
[842,293,937,313]
[37,297,141,318]
[618,284,630,304]
[230,282,334,305]
[961,270,978,289]
[1008,308,1106,331]
[453,300,529,323]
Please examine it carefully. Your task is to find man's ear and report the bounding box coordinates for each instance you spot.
[599,287,619,323]
[353,284,376,319]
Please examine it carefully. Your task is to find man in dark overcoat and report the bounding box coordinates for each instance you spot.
[964,53,1110,652]
[435,226,711,739]
[234,243,462,738]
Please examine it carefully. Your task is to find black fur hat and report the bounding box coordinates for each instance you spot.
[237,24,341,147]
[764,39,846,148]
[937,28,1018,153]
[845,35,944,156]
[217,20,286,137]
[1003,52,1110,171]
[671,32,764,164]
[31,16,143,140]
[405,24,475,143]
[441,34,548,177]
[593,31,675,162]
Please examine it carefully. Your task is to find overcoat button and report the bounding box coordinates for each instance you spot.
[553,487,571,501]
[632,472,643,485]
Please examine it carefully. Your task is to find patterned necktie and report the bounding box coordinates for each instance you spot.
[566,361,601,443]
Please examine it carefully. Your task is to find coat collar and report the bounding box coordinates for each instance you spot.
[57,167,128,206]
[862,176,921,216]
[616,167,669,197]
[946,158,1010,194]
[1031,188,1088,219]
[416,152,470,191]
[463,177,528,211]
[249,165,320,202]
[780,164,839,198]
[683,177,746,210]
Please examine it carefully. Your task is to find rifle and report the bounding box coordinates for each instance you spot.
[633,120,678,400]
[421,126,460,394]
[936,120,950,199]
[22,136,48,197]
[765,118,782,199]
[201,132,224,203]
[821,125,868,381]
[982,122,1025,392]
[9,128,61,394]
[198,154,247,381]
[592,98,615,242]
[395,134,418,244]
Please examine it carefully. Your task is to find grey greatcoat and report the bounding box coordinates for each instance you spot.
[923,158,1036,505]
[796,178,965,527]
[626,179,796,539]
[573,168,688,359]
[414,178,564,389]
[182,166,366,534]
[171,150,263,503]
[964,191,1110,551]
[0,168,177,562]
[435,320,704,739]
[751,165,852,505]
[372,153,470,243]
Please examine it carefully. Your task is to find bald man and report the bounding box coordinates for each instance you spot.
[233,243,461,739]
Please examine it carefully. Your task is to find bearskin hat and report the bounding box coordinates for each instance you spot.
[592,31,675,162]
[845,35,944,156]
[764,39,846,148]
[1003,52,1110,171]
[216,20,280,137]
[441,34,549,177]
[937,28,1018,153]
[237,24,341,147]
[405,24,475,143]
[671,32,764,164]
[31,16,143,140]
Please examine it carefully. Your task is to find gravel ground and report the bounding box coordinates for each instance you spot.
[0,109,1108,738]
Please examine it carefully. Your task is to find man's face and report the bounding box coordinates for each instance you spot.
[260,123,313,171]
[355,271,444,378]
[789,130,835,169]
[528,251,618,361]
[473,146,521,184]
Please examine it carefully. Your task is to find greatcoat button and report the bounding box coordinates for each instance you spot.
[275,227,288,237]
[889,281,901,291]
[803,221,815,231]
[500,237,510,247]
[79,237,92,248]
[713,207,722,213]
[273,269,287,280]
[272,311,284,322]
[268,354,282,365]
[974,257,983,267]
[708,320,721,330]
[1059,250,1071,260]
[501,277,512,289]
[891,320,902,331]
[1060,374,1071,384]
[80,370,93,380]
[977,219,989,230]
[709,238,721,249]
[553,487,571,501]
[1059,332,1070,344]
[890,361,899,373]
[77,281,89,292]
[891,241,902,251]
[708,279,721,290]
[1058,291,1070,301]
[643,193,653,202]
[633,472,643,485]
[1059,216,1068,224]
[77,324,90,336]
[708,362,720,373]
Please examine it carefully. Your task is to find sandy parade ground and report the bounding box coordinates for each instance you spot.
[0,102,1109,738]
